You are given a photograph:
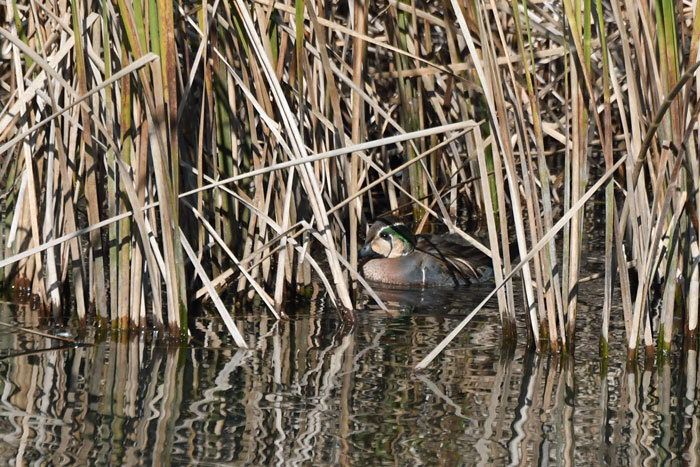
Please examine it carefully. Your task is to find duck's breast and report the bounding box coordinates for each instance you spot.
[362,255,463,286]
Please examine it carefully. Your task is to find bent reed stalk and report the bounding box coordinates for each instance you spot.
[0,0,698,363]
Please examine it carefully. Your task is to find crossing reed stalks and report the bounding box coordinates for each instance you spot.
[0,0,698,364]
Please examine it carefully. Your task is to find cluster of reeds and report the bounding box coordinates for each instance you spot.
[1,1,698,363]
[415,0,700,367]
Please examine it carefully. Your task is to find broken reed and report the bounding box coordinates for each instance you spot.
[1,0,698,362]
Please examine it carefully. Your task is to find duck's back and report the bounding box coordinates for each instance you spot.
[415,233,493,283]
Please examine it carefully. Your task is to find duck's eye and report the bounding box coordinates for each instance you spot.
[380,232,390,240]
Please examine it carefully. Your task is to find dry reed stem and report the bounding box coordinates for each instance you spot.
[1,1,698,359]
[416,154,629,369]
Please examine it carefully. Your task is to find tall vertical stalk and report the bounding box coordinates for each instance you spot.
[595,0,614,357]
[72,0,106,320]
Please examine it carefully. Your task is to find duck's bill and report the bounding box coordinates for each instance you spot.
[359,243,380,259]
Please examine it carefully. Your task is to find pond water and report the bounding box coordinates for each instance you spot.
[0,263,698,464]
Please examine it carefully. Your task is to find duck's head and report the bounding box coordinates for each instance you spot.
[359,218,416,259]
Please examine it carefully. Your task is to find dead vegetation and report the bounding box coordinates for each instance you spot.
[0,0,698,365]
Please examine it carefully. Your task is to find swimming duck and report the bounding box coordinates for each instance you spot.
[358,218,493,287]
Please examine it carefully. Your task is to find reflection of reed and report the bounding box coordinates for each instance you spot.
[598,358,612,465]
[154,346,183,465]
[295,330,355,465]
[0,336,193,464]
[476,345,514,465]
[565,357,576,466]
[507,349,537,466]
[658,361,672,463]
[527,355,547,465]
[15,351,38,465]
[541,354,559,464]
[553,355,575,466]
[621,367,641,464]
[640,368,654,464]
[135,346,163,460]
[686,350,699,463]
[2,301,697,464]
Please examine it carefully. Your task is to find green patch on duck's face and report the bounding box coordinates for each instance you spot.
[370,224,415,258]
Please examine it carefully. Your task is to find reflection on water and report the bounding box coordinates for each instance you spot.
[0,276,699,465]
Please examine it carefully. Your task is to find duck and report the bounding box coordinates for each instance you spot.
[358,218,494,287]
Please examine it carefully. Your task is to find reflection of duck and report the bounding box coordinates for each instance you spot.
[358,282,498,319]
[358,218,493,287]
[360,284,493,315]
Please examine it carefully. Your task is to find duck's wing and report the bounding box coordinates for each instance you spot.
[415,234,492,281]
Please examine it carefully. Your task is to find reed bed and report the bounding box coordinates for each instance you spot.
[0,0,698,366]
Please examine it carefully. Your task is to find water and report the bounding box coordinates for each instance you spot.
[0,276,698,464]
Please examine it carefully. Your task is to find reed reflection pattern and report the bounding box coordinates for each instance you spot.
[0,284,698,464]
